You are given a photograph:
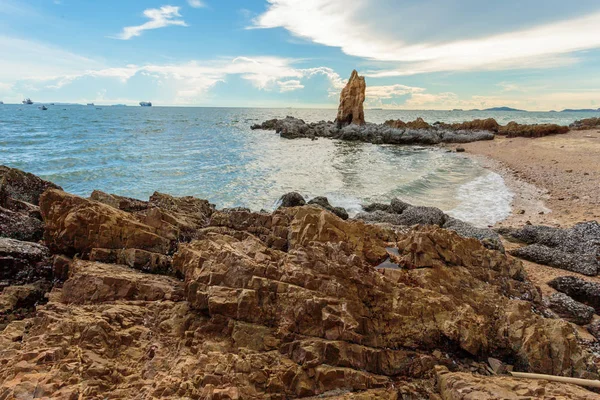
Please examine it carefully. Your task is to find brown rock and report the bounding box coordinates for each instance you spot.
[498,121,569,138]
[436,366,599,399]
[89,247,172,273]
[0,206,44,242]
[335,70,366,127]
[61,260,184,304]
[40,189,177,255]
[89,190,149,212]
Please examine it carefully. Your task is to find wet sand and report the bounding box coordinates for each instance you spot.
[458,129,600,298]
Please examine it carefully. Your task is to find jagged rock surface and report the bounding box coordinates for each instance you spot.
[1,168,600,398]
[335,70,366,127]
[356,198,504,252]
[502,222,600,275]
[40,189,179,256]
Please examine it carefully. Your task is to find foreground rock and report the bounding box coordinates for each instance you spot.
[0,238,52,289]
[335,69,366,127]
[549,276,600,313]
[0,165,60,242]
[544,292,595,325]
[357,198,504,251]
[1,168,600,398]
[436,367,599,400]
[501,221,600,275]
[278,192,349,220]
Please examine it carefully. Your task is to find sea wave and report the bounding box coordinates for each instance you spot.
[447,172,513,227]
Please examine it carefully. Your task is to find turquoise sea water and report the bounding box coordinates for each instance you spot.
[1,105,597,227]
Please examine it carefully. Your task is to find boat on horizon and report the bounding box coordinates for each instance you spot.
[39,105,48,110]
[87,103,95,106]
[139,101,152,107]
[22,98,33,105]
[0,101,4,105]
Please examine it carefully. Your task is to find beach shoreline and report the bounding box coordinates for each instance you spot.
[455,129,600,229]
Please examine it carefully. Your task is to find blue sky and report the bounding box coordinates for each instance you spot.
[1,0,600,110]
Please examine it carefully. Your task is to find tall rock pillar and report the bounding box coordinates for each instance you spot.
[335,70,366,128]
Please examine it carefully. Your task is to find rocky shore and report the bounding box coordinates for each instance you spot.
[1,164,600,399]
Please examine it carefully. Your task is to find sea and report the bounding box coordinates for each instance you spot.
[1,104,597,227]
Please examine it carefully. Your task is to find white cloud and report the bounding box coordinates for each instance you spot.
[187,0,206,8]
[115,6,188,40]
[254,0,600,75]
[367,84,425,99]
[277,79,304,92]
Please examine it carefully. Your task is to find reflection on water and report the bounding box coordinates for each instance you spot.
[0,105,538,226]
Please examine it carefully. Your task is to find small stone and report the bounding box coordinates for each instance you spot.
[516,210,525,215]
[455,147,465,153]
[565,169,573,173]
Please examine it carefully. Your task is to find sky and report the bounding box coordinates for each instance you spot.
[1,0,600,110]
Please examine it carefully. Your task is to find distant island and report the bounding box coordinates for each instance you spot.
[560,108,600,112]
[484,107,526,112]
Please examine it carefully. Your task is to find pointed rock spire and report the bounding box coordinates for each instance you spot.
[335,70,366,127]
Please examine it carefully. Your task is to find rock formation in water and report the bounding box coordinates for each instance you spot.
[251,116,496,145]
[335,70,366,128]
[251,70,571,143]
[2,164,600,399]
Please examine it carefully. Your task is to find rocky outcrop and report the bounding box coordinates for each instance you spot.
[252,116,495,145]
[40,189,178,256]
[501,222,599,276]
[549,276,600,313]
[2,167,600,398]
[436,367,599,400]
[357,198,504,251]
[544,292,595,325]
[335,70,366,127]
[570,117,600,130]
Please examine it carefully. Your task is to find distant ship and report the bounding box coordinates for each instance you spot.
[139,101,152,107]
[0,101,4,105]
[22,98,33,105]
[87,103,95,106]
[39,105,48,110]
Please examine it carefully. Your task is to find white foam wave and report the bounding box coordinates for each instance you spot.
[446,172,514,227]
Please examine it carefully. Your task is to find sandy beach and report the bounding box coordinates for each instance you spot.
[461,129,600,228]
[459,129,600,300]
